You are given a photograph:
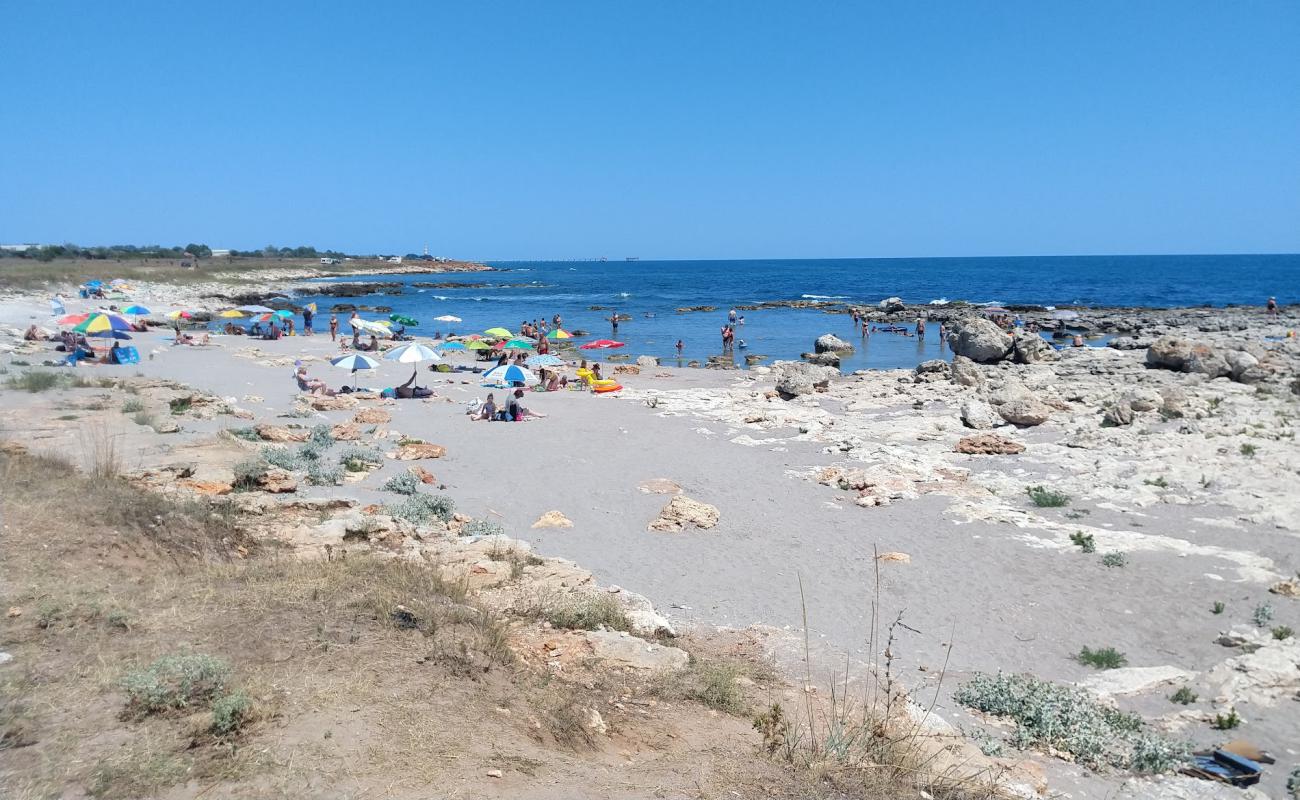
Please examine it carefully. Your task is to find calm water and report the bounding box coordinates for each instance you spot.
[296,254,1299,371]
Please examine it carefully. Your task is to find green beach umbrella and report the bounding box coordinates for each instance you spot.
[466,340,492,350]
[484,327,513,338]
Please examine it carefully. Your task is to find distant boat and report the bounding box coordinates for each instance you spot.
[625,256,639,261]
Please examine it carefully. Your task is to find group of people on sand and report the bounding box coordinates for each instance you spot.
[470,389,545,422]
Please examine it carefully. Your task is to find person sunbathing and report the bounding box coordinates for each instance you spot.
[295,367,335,395]
[472,393,497,421]
[394,370,432,399]
[24,325,42,341]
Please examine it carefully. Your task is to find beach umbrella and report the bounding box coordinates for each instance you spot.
[351,318,393,337]
[57,313,91,326]
[383,342,442,364]
[529,354,565,367]
[466,340,492,350]
[122,305,151,315]
[390,313,419,326]
[165,310,194,320]
[480,363,538,388]
[434,314,462,323]
[579,339,625,350]
[545,329,572,339]
[74,312,133,335]
[84,280,103,288]
[273,309,294,319]
[484,327,513,338]
[504,338,535,350]
[330,353,379,390]
[235,304,274,313]
[219,309,245,318]
[437,341,468,351]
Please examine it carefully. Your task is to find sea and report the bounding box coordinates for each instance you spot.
[295,254,1300,372]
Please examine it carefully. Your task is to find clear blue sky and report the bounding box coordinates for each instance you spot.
[2,1,1297,260]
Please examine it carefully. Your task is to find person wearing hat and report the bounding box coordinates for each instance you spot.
[1266,296,1278,317]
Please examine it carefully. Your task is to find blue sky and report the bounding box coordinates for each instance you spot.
[2,2,1297,259]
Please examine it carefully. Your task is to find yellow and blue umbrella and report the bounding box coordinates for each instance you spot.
[74,312,133,335]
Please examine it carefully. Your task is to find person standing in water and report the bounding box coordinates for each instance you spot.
[916,316,926,338]
[302,304,314,336]
[728,308,737,326]
[675,339,684,357]
[609,311,619,334]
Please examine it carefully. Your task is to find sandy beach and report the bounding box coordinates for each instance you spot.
[2,277,1297,799]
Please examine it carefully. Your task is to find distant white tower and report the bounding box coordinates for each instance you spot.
[423,244,429,258]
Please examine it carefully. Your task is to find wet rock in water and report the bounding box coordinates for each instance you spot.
[675,305,717,313]
[744,353,767,365]
[913,359,951,382]
[531,510,573,529]
[997,397,1051,427]
[392,443,446,460]
[801,351,840,367]
[960,399,1000,430]
[1011,329,1058,363]
[648,496,719,531]
[814,333,854,353]
[255,424,307,443]
[772,360,838,398]
[950,355,983,387]
[353,408,392,424]
[955,433,1025,455]
[878,296,906,313]
[946,317,1013,363]
[635,355,659,368]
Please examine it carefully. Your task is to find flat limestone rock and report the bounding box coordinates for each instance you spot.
[532,510,573,529]
[648,496,719,532]
[584,630,688,671]
[391,443,446,460]
[955,433,1025,455]
[353,408,392,424]
[1079,665,1196,697]
[638,478,682,495]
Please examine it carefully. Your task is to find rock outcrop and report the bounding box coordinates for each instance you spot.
[772,361,838,398]
[814,333,854,353]
[648,496,719,531]
[956,433,1025,455]
[997,397,1051,427]
[960,399,1000,430]
[946,318,1013,363]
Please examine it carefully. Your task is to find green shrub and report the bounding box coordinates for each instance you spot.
[231,459,267,491]
[226,426,260,442]
[686,663,747,714]
[1212,601,1225,615]
[539,593,632,632]
[954,672,1186,771]
[1070,532,1096,553]
[1142,476,1169,488]
[1239,443,1256,457]
[261,446,304,471]
[121,654,230,715]
[210,690,252,736]
[1076,646,1127,670]
[4,370,64,392]
[381,471,420,495]
[1211,710,1241,730]
[121,398,144,413]
[308,424,334,447]
[1101,551,1128,568]
[385,494,455,525]
[1169,687,1197,705]
[1272,625,1294,640]
[1252,603,1274,627]
[1027,485,1070,507]
[298,440,328,462]
[337,445,383,472]
[461,519,504,538]
[306,460,343,486]
[167,397,192,415]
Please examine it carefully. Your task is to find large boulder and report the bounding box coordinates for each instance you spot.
[878,296,906,313]
[1185,346,1230,379]
[913,359,951,383]
[960,399,1000,430]
[814,333,854,353]
[772,360,838,398]
[946,318,1012,363]
[648,496,719,532]
[1224,349,1261,383]
[997,397,1051,427]
[801,351,840,367]
[635,355,660,368]
[949,356,983,387]
[1010,329,1057,364]
[1103,402,1135,427]
[1145,335,1231,378]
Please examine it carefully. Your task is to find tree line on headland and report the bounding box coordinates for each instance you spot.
[1,243,352,262]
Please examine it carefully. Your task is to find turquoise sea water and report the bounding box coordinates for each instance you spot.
[296,254,1299,371]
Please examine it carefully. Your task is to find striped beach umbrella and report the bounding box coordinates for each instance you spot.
[74,312,133,335]
[382,342,441,364]
[480,363,538,388]
[331,353,380,390]
[545,329,572,339]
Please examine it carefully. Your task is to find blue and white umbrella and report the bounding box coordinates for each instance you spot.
[236,304,275,313]
[437,341,467,351]
[331,353,380,390]
[382,342,441,364]
[480,363,538,388]
[528,354,565,367]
